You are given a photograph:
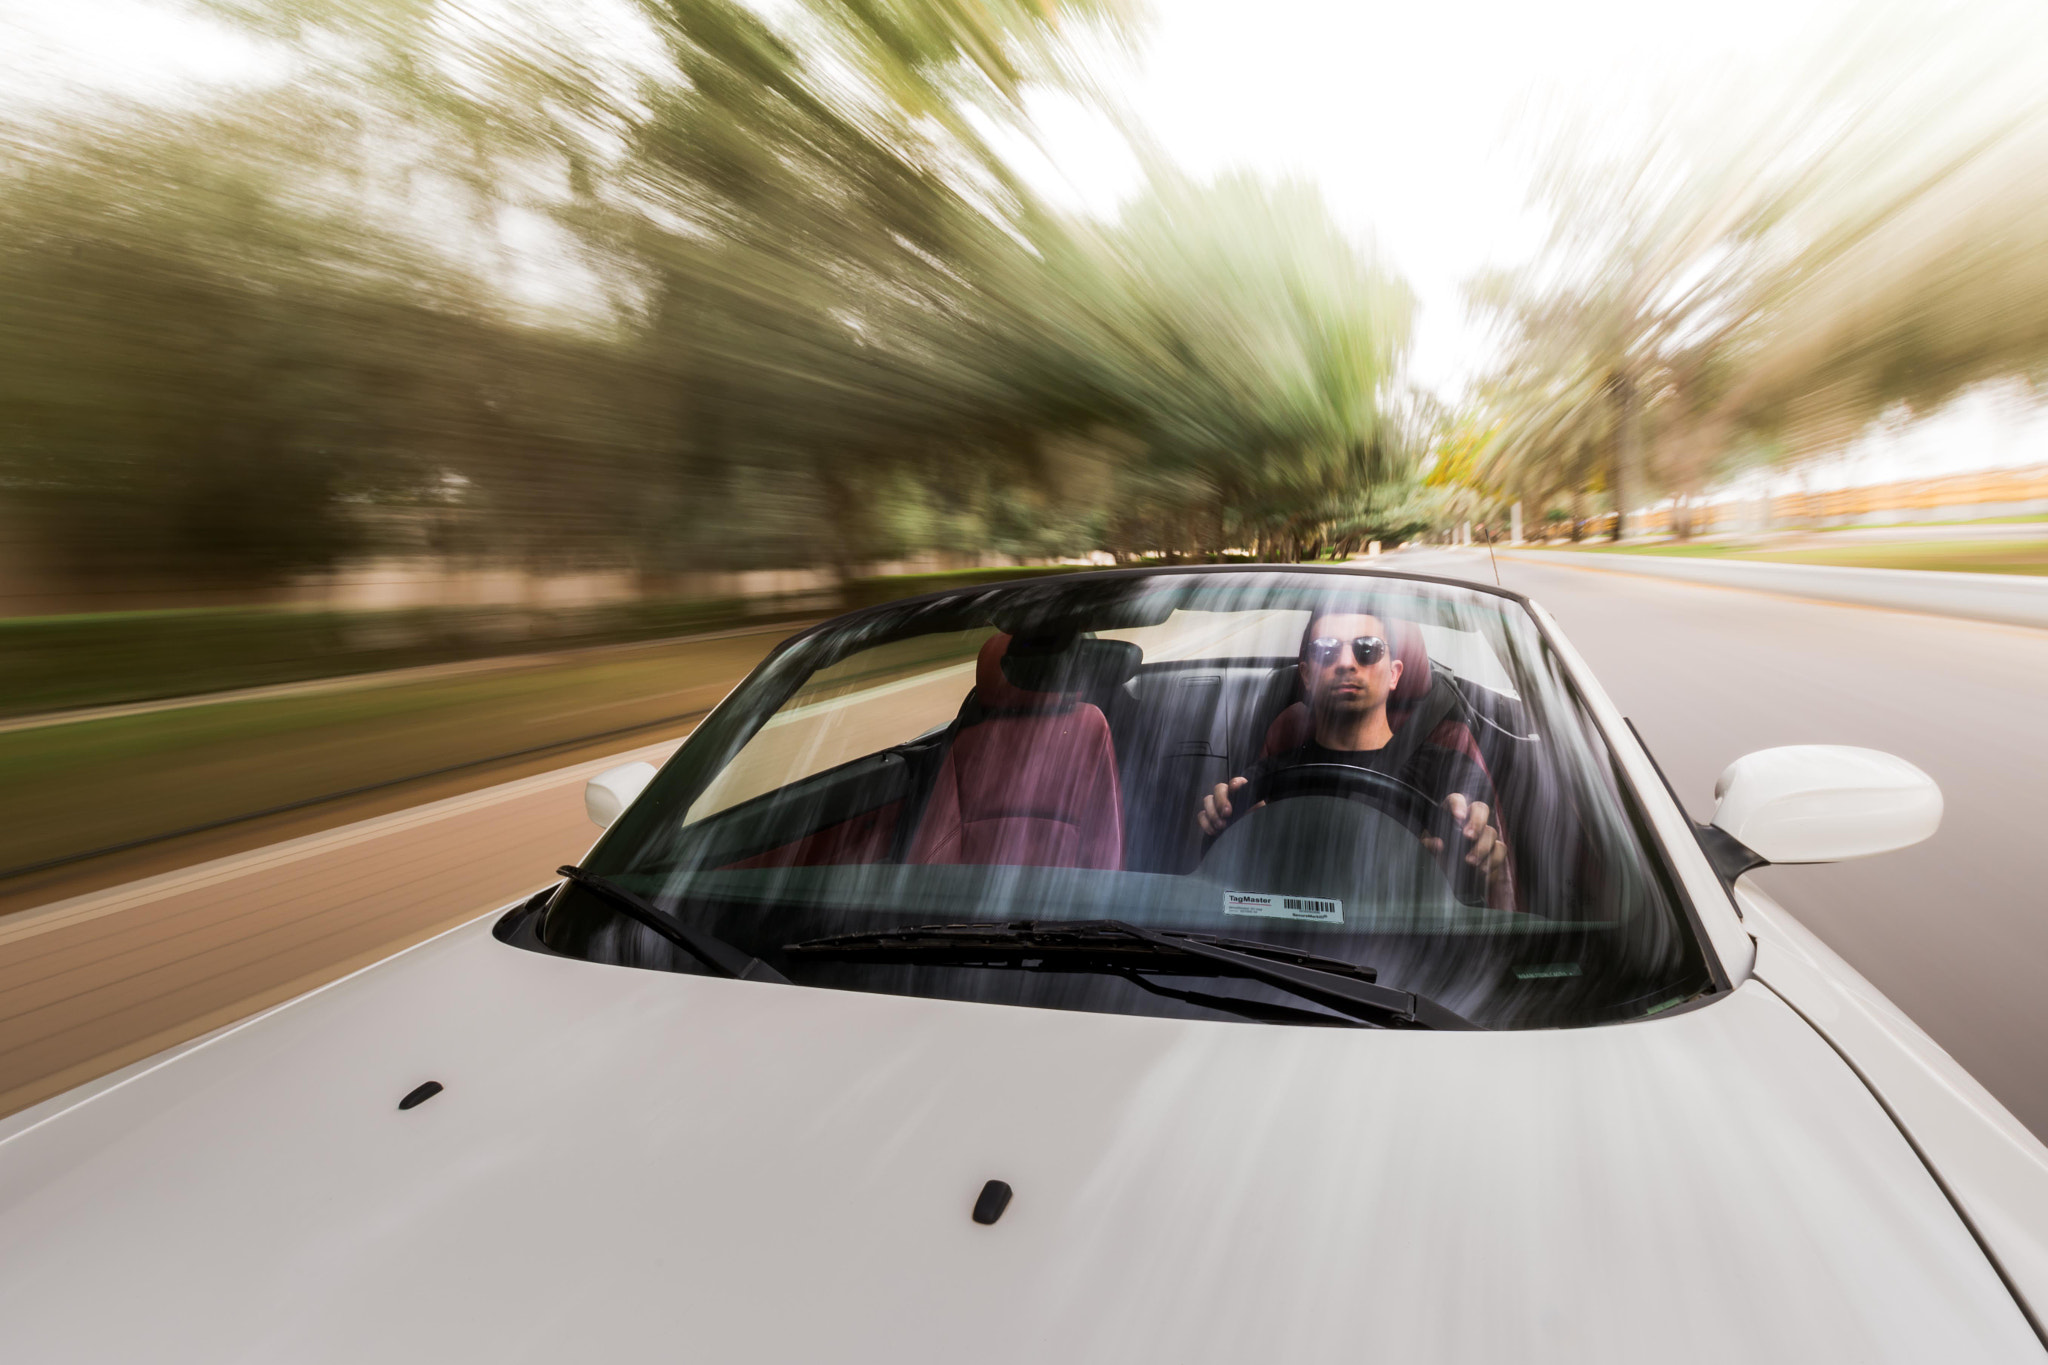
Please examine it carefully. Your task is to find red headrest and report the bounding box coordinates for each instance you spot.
[1386,620,1432,716]
[975,633,1076,713]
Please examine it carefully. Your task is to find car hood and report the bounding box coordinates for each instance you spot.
[0,915,2038,1364]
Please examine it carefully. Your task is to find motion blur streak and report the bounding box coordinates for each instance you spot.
[0,0,1420,622]
[1454,0,2048,539]
[8,2,2048,607]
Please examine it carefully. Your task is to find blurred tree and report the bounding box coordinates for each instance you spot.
[1036,172,1419,560]
[0,0,1420,607]
[1469,0,2048,535]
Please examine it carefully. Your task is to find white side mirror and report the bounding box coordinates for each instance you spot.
[585,761,658,829]
[1711,745,1942,864]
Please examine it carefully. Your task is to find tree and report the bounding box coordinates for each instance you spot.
[0,0,1419,603]
[1470,0,2048,530]
[1032,172,1417,560]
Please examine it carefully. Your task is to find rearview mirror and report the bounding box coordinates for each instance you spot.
[1001,635,1143,694]
[1710,745,1941,865]
[585,761,657,829]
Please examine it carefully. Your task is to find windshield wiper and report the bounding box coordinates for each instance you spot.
[783,920,1478,1030]
[1115,971,1373,1028]
[556,864,789,984]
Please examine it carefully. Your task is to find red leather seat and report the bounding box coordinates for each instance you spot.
[907,634,1124,869]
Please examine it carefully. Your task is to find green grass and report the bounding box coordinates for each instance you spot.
[0,632,785,877]
[1569,542,1748,558]
[1537,538,2048,575]
[1752,542,2048,575]
[1828,512,2048,530]
[0,563,1106,880]
[0,564,1088,719]
[0,597,797,719]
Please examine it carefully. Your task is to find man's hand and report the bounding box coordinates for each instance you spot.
[1422,792,1508,884]
[1197,776,1264,836]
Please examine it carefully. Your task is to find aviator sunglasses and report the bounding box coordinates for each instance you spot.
[1304,635,1389,667]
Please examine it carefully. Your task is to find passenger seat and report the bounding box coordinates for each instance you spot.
[907,634,1124,869]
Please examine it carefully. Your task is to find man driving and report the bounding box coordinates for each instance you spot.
[1198,609,1511,899]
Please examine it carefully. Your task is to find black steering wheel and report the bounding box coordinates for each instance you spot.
[1229,763,1489,907]
[1243,763,1438,834]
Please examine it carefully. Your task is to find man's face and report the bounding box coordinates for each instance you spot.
[1300,612,1403,722]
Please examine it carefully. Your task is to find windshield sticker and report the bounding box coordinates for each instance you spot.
[1222,891,1343,924]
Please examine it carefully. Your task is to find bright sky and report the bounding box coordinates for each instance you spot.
[7,0,2046,485]
[1012,0,2048,483]
[0,0,273,98]
[1013,0,1868,394]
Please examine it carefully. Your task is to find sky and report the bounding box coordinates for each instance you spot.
[6,0,2045,486]
[1011,0,1865,394]
[0,0,274,98]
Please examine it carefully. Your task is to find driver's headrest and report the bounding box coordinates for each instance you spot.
[1385,620,1432,717]
[975,633,1073,713]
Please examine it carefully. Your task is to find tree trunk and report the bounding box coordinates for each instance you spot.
[1609,372,1641,542]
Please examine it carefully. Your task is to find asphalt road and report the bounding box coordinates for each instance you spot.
[1405,548,2048,1142]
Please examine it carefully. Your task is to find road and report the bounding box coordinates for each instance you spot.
[1406,548,2048,1141]
[8,556,2048,1145]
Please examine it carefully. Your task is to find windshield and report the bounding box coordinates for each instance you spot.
[537,569,1720,1029]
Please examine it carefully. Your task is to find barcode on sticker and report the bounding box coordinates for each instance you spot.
[1222,891,1343,923]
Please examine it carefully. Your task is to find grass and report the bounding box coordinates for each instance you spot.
[1840,512,2048,530]
[0,631,787,880]
[1536,538,2048,576]
[0,563,1090,719]
[1569,542,1748,558]
[0,563,1103,888]
[0,597,802,719]
[1752,542,2048,575]
[0,546,1608,881]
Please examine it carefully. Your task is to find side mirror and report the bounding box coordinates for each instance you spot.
[585,761,658,829]
[1710,745,1942,866]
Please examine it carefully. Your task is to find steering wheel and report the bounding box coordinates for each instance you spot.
[1244,763,1437,833]
[1230,763,1489,907]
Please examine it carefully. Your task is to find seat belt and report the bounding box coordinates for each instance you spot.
[888,693,982,863]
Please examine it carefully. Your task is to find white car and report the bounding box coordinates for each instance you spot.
[4,566,2047,1363]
